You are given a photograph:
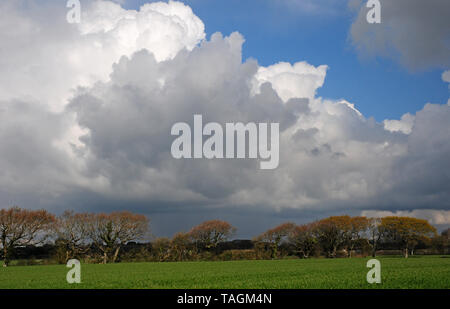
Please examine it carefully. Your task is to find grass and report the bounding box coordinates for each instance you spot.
[0,256,449,289]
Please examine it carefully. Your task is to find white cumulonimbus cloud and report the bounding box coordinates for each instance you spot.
[383,113,415,135]
[252,62,328,102]
[0,0,205,111]
[0,0,449,235]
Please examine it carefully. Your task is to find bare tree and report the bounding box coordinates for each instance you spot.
[255,222,296,259]
[432,229,449,254]
[442,228,450,238]
[312,216,352,258]
[348,216,370,257]
[367,217,384,257]
[0,207,55,267]
[54,210,90,263]
[288,223,317,258]
[381,216,436,258]
[152,237,170,262]
[169,232,192,261]
[189,220,236,252]
[87,211,149,263]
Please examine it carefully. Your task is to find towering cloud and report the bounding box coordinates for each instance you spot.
[252,62,328,102]
[0,0,205,111]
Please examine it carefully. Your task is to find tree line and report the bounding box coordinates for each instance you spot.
[0,207,448,266]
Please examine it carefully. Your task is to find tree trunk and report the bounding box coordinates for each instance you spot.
[112,246,121,263]
[332,245,337,258]
[3,244,9,267]
[271,244,277,259]
[404,248,409,258]
[371,240,377,257]
[349,245,353,258]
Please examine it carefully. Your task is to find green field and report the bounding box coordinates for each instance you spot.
[1,256,449,289]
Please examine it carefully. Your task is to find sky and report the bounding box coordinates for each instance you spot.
[0,0,449,238]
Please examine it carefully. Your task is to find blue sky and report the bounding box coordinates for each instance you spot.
[123,0,448,121]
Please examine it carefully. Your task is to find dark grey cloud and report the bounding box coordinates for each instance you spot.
[0,99,79,207]
[350,0,450,70]
[68,33,303,205]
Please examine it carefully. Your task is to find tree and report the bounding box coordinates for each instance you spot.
[442,228,450,238]
[288,223,317,258]
[0,207,55,267]
[87,211,149,263]
[169,232,193,261]
[189,220,236,252]
[152,237,170,262]
[255,222,296,259]
[432,230,449,254]
[381,216,436,258]
[312,216,352,258]
[348,216,370,257]
[367,217,384,257]
[54,210,90,263]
